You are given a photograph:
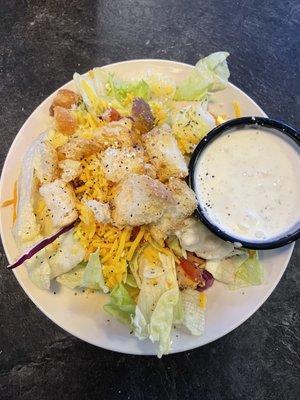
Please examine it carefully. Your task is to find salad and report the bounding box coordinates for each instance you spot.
[6,52,263,357]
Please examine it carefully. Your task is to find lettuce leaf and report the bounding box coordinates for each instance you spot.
[26,251,51,290]
[73,68,108,114]
[230,251,264,289]
[81,249,109,293]
[206,251,263,289]
[49,230,85,279]
[103,283,136,325]
[205,251,249,285]
[174,52,230,101]
[107,74,150,101]
[181,289,205,335]
[132,250,180,357]
[149,287,179,357]
[175,218,234,260]
[56,263,85,289]
[56,249,109,292]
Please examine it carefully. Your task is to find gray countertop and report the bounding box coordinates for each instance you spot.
[0,1,299,399]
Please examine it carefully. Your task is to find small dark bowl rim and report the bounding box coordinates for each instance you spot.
[188,116,300,250]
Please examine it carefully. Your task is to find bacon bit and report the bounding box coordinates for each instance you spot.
[186,252,205,266]
[49,89,81,116]
[102,108,121,122]
[54,106,77,135]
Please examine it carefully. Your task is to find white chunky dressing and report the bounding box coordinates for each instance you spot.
[194,127,300,242]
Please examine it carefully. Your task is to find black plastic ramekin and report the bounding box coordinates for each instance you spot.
[189,117,300,250]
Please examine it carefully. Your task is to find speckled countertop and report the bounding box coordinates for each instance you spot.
[0,1,299,399]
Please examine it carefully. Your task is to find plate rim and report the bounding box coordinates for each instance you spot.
[0,58,294,355]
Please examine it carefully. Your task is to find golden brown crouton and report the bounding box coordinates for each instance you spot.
[54,106,77,135]
[49,89,81,116]
[57,137,102,160]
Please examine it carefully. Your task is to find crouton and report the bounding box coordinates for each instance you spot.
[93,118,135,148]
[150,178,196,241]
[142,125,188,181]
[33,140,58,184]
[85,200,111,223]
[112,174,174,227]
[54,106,77,135]
[50,89,81,116]
[39,179,78,228]
[57,137,102,160]
[59,159,82,182]
[101,147,144,182]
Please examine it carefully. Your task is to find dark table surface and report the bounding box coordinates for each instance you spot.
[0,1,299,399]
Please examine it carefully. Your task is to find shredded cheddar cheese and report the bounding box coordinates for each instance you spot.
[2,181,18,222]
[149,101,168,126]
[233,101,241,118]
[199,292,207,310]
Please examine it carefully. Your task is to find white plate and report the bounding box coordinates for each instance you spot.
[0,60,294,355]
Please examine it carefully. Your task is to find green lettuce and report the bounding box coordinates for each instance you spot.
[56,263,85,289]
[81,249,109,293]
[206,251,264,289]
[26,251,51,291]
[73,68,108,113]
[230,251,264,289]
[181,289,205,335]
[103,283,136,325]
[107,74,150,101]
[132,250,180,357]
[205,251,249,285]
[174,52,230,101]
[56,249,109,293]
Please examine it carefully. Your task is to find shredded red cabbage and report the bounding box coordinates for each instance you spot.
[197,269,214,292]
[7,222,76,270]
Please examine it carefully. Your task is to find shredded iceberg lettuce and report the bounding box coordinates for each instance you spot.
[206,251,263,289]
[230,251,264,289]
[181,289,205,335]
[174,52,230,101]
[56,249,109,292]
[206,251,249,285]
[50,230,85,278]
[132,249,180,357]
[107,74,150,101]
[56,263,85,289]
[81,249,109,293]
[175,218,234,260]
[103,283,136,325]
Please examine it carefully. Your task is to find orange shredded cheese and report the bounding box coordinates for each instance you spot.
[233,101,241,118]
[199,292,207,310]
[2,181,18,222]
[127,228,146,261]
